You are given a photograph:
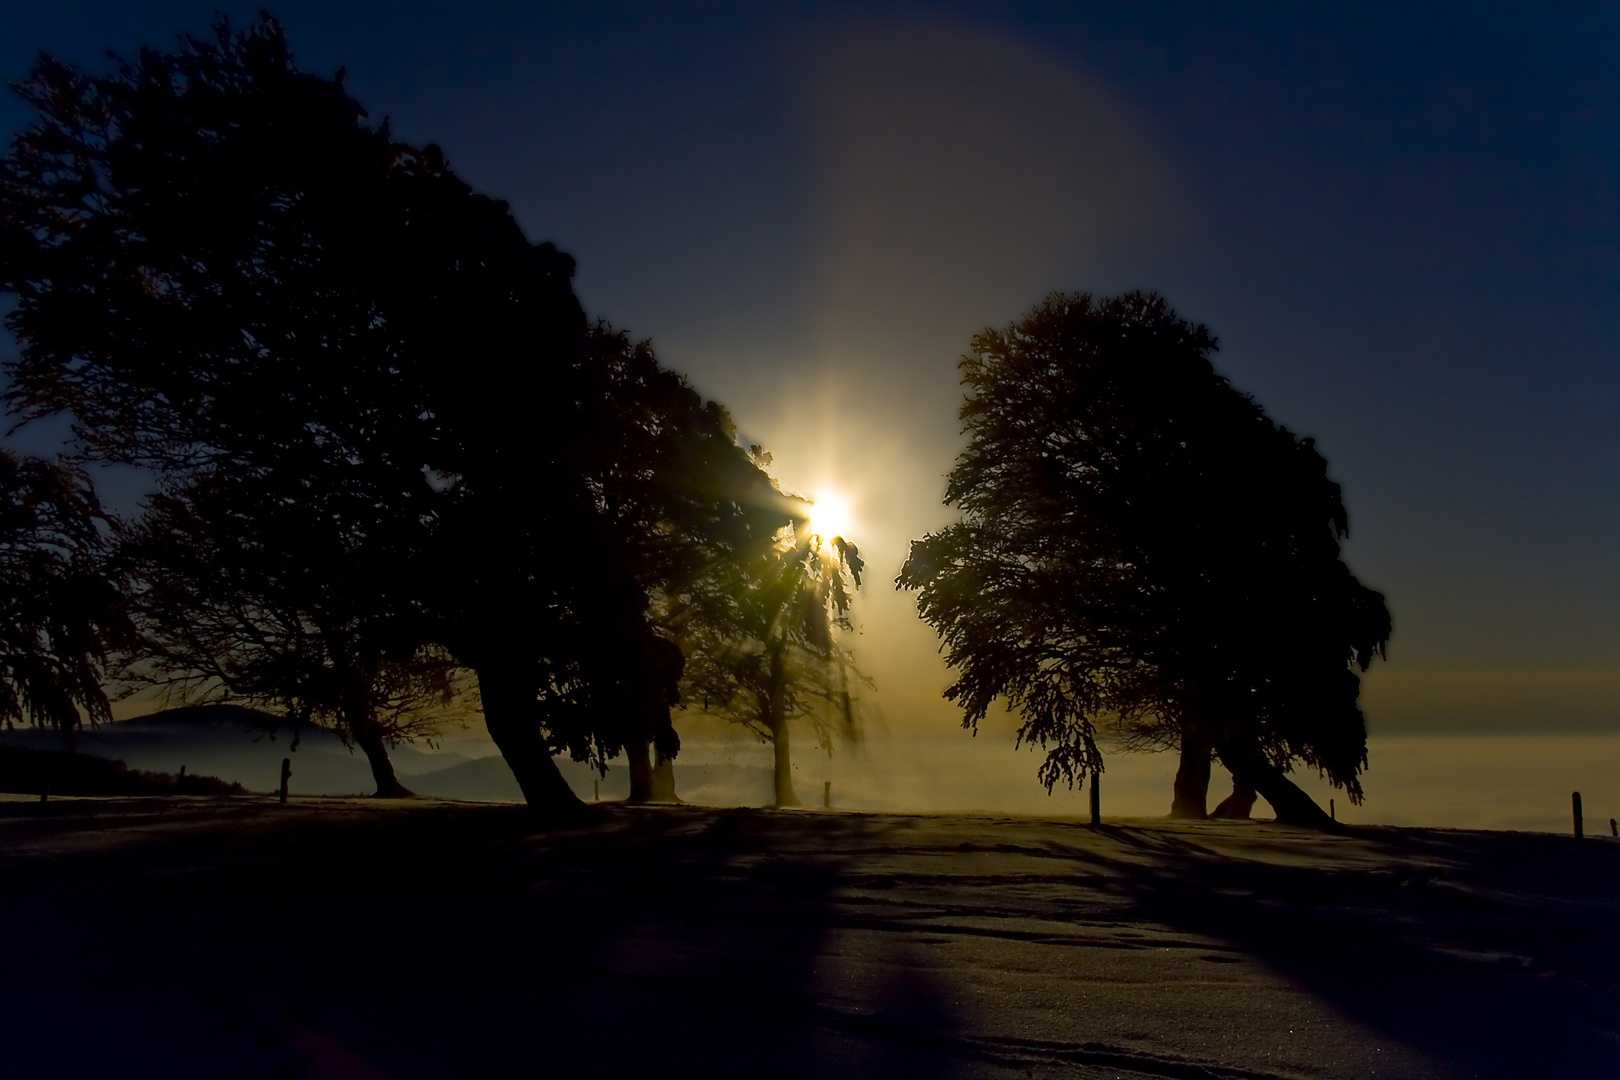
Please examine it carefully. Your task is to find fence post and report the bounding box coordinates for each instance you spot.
[1089,770,1101,826]
[1572,791,1583,839]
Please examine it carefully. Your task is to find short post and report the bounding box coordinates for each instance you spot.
[824,780,831,808]
[1089,770,1101,826]
[279,758,292,805]
[179,765,186,779]
[1572,791,1583,839]
[1330,798,1336,821]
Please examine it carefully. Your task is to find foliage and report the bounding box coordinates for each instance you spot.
[898,292,1390,805]
[0,451,132,748]
[117,470,469,792]
[668,454,871,803]
[0,16,789,804]
[679,530,869,737]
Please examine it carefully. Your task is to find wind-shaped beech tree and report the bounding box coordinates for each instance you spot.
[563,328,792,804]
[0,17,786,812]
[674,467,870,808]
[897,292,1390,829]
[118,472,466,796]
[0,451,132,750]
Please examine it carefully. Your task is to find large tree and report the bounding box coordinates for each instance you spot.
[0,451,132,750]
[0,16,785,812]
[897,292,1390,829]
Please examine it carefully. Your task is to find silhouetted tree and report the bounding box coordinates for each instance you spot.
[0,451,132,750]
[897,292,1390,829]
[674,470,870,807]
[118,472,466,796]
[0,17,787,812]
[574,328,794,804]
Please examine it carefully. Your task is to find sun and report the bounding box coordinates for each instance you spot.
[807,491,854,540]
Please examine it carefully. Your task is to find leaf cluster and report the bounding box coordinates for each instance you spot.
[672,475,872,753]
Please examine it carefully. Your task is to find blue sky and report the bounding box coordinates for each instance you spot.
[3,1,1617,735]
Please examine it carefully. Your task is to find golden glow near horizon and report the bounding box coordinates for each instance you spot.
[807,491,854,541]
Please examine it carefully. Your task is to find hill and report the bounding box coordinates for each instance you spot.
[0,705,476,795]
[0,745,244,797]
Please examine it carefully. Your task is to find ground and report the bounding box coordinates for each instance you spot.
[2,796,1617,1079]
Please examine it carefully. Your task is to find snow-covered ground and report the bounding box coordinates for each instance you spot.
[1,798,1616,1078]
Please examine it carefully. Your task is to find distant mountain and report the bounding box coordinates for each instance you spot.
[0,705,780,804]
[403,755,524,802]
[0,705,473,796]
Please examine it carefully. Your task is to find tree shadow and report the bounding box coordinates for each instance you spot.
[1084,822,1620,1078]
[0,802,977,1080]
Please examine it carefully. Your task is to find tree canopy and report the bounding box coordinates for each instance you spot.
[0,16,787,810]
[897,292,1390,828]
[116,469,466,796]
[674,495,870,806]
[0,451,132,749]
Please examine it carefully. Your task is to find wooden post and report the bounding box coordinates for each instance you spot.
[1089,770,1100,826]
[824,780,831,808]
[179,765,186,779]
[1330,798,1335,821]
[279,758,292,804]
[1572,791,1583,839]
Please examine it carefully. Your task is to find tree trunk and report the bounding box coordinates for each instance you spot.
[476,664,586,816]
[1169,729,1211,818]
[1215,741,1339,831]
[626,736,654,803]
[1211,775,1258,819]
[341,695,414,798]
[769,713,799,806]
[765,642,798,806]
[355,726,414,798]
[649,749,678,803]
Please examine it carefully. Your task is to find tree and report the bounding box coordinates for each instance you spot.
[0,16,788,812]
[0,450,132,750]
[556,327,792,805]
[674,468,870,808]
[117,471,466,796]
[897,292,1390,829]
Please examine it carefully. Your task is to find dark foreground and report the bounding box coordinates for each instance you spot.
[2,797,1617,1079]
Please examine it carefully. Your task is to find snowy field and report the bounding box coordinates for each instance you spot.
[1,797,1616,1078]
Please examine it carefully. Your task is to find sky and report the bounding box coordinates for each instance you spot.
[3,2,1618,800]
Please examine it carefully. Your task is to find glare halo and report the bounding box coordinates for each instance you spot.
[807,491,854,540]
